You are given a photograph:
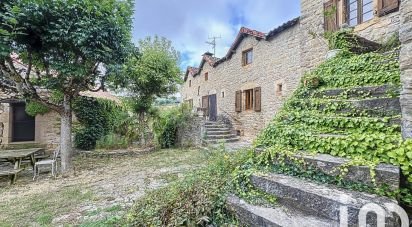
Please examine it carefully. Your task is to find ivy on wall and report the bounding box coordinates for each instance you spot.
[252,42,412,204]
[73,96,123,150]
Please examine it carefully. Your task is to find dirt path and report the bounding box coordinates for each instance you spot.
[0,148,207,226]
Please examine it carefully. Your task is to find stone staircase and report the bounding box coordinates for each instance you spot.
[226,82,408,225]
[202,121,240,145]
[227,169,401,226]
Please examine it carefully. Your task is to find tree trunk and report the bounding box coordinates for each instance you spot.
[400,0,412,139]
[60,94,73,173]
[139,112,146,146]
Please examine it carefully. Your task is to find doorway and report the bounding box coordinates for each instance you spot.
[208,94,217,121]
[12,102,35,142]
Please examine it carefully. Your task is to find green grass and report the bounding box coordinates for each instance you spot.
[0,148,209,226]
[0,187,93,226]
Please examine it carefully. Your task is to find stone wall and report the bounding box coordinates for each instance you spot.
[400,0,412,138]
[0,101,60,148]
[181,24,301,140]
[176,116,205,147]
[300,0,401,74]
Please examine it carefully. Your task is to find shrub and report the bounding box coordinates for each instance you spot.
[126,147,249,226]
[96,133,130,150]
[153,104,193,148]
[73,96,123,150]
[25,100,50,116]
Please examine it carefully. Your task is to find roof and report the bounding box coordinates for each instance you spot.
[80,90,122,104]
[266,17,300,40]
[184,17,300,81]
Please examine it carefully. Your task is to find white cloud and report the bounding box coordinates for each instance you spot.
[132,0,300,69]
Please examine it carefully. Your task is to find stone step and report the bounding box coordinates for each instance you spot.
[205,134,237,140]
[255,148,400,190]
[311,84,400,99]
[204,123,228,127]
[206,130,231,135]
[251,173,400,226]
[226,195,339,227]
[205,127,231,131]
[295,97,401,117]
[203,137,240,144]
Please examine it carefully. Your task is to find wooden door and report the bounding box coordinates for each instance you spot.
[202,95,209,116]
[208,94,217,121]
[12,103,35,142]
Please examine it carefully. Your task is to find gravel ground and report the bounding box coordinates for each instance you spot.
[0,148,208,226]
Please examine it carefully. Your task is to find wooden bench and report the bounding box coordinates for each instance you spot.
[0,169,24,184]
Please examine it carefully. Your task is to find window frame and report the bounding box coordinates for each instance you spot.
[244,89,254,110]
[347,0,374,27]
[242,48,253,66]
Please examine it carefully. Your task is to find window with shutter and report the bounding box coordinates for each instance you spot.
[377,0,399,16]
[324,0,338,32]
[254,87,261,112]
[235,90,242,112]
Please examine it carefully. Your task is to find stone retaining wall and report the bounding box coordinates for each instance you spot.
[400,0,412,138]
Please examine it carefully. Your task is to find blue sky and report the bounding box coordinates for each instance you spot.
[132,1,301,69]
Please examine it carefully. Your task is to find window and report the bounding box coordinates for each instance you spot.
[221,91,225,98]
[242,49,253,66]
[198,86,200,95]
[189,80,191,87]
[205,72,208,81]
[244,89,254,110]
[348,0,374,26]
[276,83,283,96]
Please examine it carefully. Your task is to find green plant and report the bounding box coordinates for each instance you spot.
[0,0,133,173]
[126,147,249,226]
[253,47,412,204]
[153,104,193,148]
[73,96,124,150]
[25,100,50,116]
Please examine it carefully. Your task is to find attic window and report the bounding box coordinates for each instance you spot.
[205,72,209,81]
[242,49,253,66]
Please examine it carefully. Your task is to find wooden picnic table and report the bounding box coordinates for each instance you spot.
[0,148,44,170]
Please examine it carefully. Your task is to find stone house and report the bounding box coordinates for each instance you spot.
[181,0,402,141]
[0,90,120,149]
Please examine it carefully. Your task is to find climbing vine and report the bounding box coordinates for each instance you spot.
[252,44,412,205]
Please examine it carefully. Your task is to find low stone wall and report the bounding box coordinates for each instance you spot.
[176,116,205,147]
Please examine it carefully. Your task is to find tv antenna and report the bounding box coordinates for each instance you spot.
[205,35,221,57]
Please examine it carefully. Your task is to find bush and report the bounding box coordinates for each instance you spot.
[153,104,193,148]
[126,147,249,226]
[73,96,123,150]
[25,100,50,116]
[96,133,130,150]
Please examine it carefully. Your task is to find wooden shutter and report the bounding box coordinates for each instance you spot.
[254,87,261,112]
[377,0,399,17]
[235,90,242,112]
[324,0,338,32]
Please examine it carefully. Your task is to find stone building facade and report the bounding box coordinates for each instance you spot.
[0,91,120,148]
[181,20,301,140]
[181,0,404,141]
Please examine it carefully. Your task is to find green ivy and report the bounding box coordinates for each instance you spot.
[73,96,123,150]
[25,100,50,117]
[253,47,412,204]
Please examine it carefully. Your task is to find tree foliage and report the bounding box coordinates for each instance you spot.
[0,0,133,172]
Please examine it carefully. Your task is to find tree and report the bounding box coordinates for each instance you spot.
[112,36,182,145]
[0,0,133,173]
